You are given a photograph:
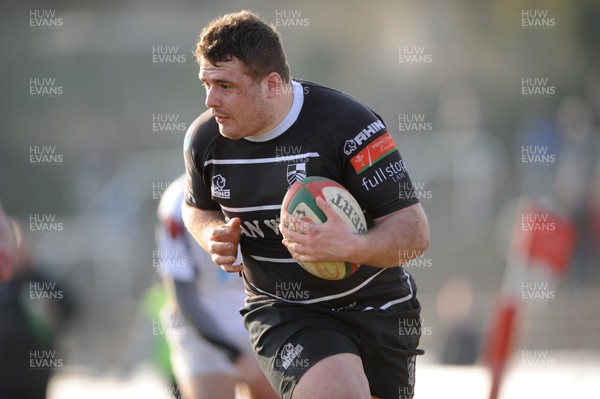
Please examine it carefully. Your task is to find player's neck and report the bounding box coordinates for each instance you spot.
[271,83,294,128]
[254,83,295,138]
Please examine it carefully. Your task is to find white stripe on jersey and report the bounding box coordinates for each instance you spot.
[362,268,414,311]
[204,152,320,167]
[250,255,297,263]
[220,204,282,213]
[248,268,388,305]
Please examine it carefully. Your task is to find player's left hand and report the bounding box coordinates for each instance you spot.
[280,196,360,263]
[209,217,243,273]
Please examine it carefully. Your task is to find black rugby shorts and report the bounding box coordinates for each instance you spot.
[242,296,424,399]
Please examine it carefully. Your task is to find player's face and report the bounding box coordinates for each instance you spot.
[199,57,275,140]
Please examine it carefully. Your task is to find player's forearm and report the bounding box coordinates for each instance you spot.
[182,203,225,252]
[350,203,430,268]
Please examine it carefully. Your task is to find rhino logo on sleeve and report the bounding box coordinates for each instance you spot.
[344,120,386,156]
[211,174,230,199]
[212,174,226,189]
[344,140,357,156]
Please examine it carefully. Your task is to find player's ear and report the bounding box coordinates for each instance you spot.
[264,72,284,98]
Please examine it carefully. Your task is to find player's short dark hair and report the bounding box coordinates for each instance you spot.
[195,10,291,83]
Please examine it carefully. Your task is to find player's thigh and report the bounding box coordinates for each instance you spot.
[291,353,370,399]
[189,373,237,399]
[243,301,365,398]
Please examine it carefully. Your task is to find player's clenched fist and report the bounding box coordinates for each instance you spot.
[208,217,243,273]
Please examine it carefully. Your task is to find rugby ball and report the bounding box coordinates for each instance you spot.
[281,176,367,280]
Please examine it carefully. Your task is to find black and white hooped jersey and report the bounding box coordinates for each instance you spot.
[184,80,420,310]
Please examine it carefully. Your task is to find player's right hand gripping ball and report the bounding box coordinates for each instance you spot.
[281,176,367,280]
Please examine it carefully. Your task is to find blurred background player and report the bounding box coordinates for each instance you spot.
[0,200,17,282]
[0,219,75,399]
[155,174,276,399]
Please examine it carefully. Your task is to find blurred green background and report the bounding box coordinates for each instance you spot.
[1,0,599,397]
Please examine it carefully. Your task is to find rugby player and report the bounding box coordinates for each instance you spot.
[156,175,276,399]
[183,11,430,399]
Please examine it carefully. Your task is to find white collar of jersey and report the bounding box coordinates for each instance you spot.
[244,80,304,142]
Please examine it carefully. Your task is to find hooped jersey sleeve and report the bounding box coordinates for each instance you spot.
[299,82,419,220]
